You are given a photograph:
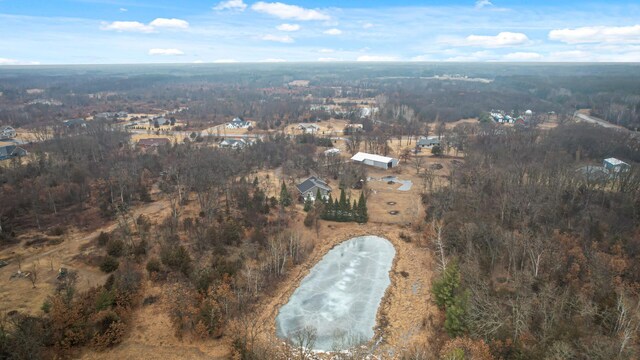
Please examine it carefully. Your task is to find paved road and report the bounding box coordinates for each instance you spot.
[573,111,626,130]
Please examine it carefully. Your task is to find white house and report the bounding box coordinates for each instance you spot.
[226,117,251,129]
[299,123,320,134]
[0,126,16,140]
[220,138,248,149]
[351,152,399,169]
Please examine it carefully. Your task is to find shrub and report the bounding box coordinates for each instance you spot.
[48,226,65,236]
[100,257,120,273]
[146,258,161,274]
[160,245,192,276]
[106,239,124,257]
[96,231,111,246]
[303,212,315,228]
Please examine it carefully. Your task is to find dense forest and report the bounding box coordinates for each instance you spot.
[425,123,640,358]
[1,64,639,129]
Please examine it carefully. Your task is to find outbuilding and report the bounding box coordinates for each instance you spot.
[351,152,399,169]
[603,158,630,173]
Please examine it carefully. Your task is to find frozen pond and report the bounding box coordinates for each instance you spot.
[276,235,396,351]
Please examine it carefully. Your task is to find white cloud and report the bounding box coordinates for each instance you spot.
[148,48,184,56]
[276,23,300,31]
[464,32,529,47]
[148,18,189,29]
[213,59,239,63]
[101,18,189,33]
[549,25,640,44]
[362,23,374,29]
[260,34,294,43]
[213,0,247,11]
[502,52,543,61]
[356,55,399,62]
[119,8,128,12]
[475,0,493,9]
[323,28,342,35]
[0,58,40,65]
[318,57,340,62]
[192,60,204,63]
[319,48,334,53]
[445,51,493,61]
[259,58,287,62]
[101,21,154,33]
[251,2,330,21]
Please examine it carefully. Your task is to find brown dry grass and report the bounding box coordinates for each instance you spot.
[0,200,170,316]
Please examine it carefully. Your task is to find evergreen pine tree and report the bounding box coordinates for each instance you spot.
[279,181,291,207]
[303,195,313,212]
[316,188,323,203]
[357,192,368,223]
[338,189,348,220]
[322,194,334,220]
[352,199,358,221]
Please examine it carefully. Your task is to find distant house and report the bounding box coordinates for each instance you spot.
[226,117,251,129]
[219,138,248,149]
[359,107,378,118]
[63,118,87,128]
[344,123,364,134]
[0,143,28,161]
[95,111,127,120]
[296,176,332,201]
[150,117,170,126]
[417,136,440,148]
[351,152,399,169]
[0,126,16,140]
[137,138,170,149]
[299,123,320,134]
[603,158,630,173]
[324,148,341,156]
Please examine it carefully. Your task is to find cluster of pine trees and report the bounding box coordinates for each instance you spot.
[316,188,368,223]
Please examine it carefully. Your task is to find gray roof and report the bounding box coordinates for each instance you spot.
[63,118,86,127]
[418,137,440,146]
[296,176,332,194]
[0,145,27,160]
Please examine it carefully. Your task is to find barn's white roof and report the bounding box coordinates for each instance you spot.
[604,157,628,166]
[351,152,396,163]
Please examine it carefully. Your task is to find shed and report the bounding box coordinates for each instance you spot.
[351,152,399,169]
[603,158,630,173]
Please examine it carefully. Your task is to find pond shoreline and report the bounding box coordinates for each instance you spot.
[251,221,437,358]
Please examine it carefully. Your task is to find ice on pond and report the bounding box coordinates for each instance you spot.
[276,235,396,351]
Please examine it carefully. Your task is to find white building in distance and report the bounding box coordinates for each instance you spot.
[351,152,399,169]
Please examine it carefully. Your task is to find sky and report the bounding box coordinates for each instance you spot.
[0,0,639,64]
